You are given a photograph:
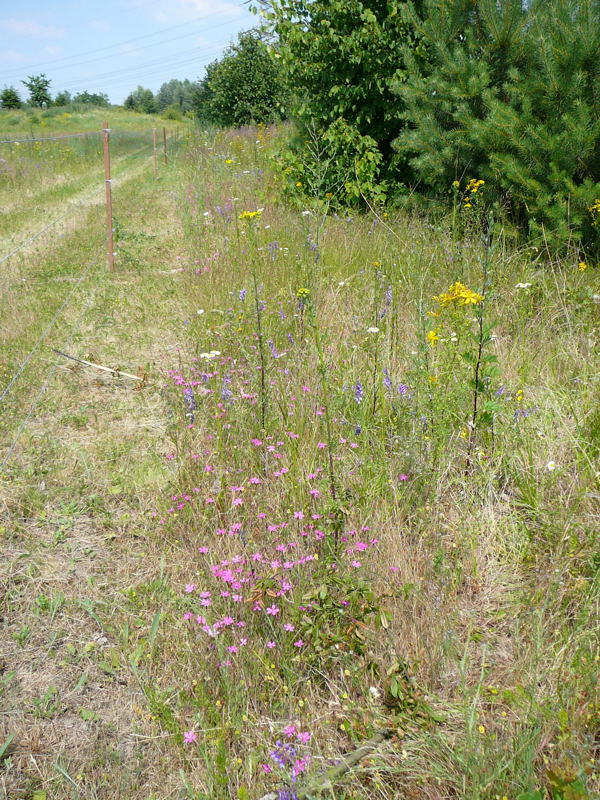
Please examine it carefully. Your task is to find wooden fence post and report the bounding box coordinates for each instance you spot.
[152,127,157,177]
[163,127,168,165]
[102,121,115,271]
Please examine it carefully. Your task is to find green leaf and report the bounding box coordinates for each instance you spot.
[0,734,14,761]
[78,707,101,722]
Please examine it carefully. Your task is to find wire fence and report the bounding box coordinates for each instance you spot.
[0,131,102,144]
[0,257,100,405]
[0,136,155,267]
[0,123,178,467]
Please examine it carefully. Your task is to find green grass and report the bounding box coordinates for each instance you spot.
[0,119,598,800]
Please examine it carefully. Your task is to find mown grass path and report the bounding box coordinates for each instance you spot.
[1,137,196,799]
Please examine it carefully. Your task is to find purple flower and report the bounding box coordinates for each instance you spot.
[268,340,280,359]
[277,791,299,800]
[239,288,247,301]
[383,368,392,390]
[222,373,233,403]
[183,387,196,422]
[354,381,363,404]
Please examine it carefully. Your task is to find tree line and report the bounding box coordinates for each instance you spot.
[0,29,287,127]
[2,1,599,253]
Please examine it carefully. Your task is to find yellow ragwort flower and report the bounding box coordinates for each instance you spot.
[427,329,440,345]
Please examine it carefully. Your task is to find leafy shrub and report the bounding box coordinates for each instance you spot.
[268,0,416,206]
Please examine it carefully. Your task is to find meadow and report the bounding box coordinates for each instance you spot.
[0,115,598,800]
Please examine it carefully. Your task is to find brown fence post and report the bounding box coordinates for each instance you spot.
[163,127,168,165]
[102,121,115,271]
[152,127,157,177]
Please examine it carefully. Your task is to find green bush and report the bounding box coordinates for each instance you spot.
[161,104,183,121]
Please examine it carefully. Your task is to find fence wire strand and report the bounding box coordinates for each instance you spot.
[0,258,100,404]
[0,270,100,471]
[0,131,103,144]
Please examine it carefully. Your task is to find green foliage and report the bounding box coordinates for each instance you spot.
[53,90,72,106]
[394,0,600,254]
[73,90,110,107]
[21,73,52,107]
[192,29,288,126]
[124,85,156,114]
[274,118,387,206]
[267,0,418,204]
[155,78,195,113]
[0,86,23,109]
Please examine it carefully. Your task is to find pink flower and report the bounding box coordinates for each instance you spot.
[284,623,295,631]
[261,764,273,773]
[266,641,276,648]
[317,442,326,449]
[351,560,361,568]
[294,511,304,519]
[294,639,304,647]
[398,473,409,481]
[233,497,243,506]
[198,546,209,554]
[251,438,263,446]
[183,730,197,743]
[283,724,297,737]
[266,605,280,615]
[185,583,197,593]
[297,731,311,743]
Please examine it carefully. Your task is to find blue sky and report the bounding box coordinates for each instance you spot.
[0,0,255,103]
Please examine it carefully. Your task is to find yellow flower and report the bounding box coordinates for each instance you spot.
[452,180,460,188]
[296,181,303,187]
[478,725,485,734]
[434,282,483,307]
[238,209,263,221]
[427,329,440,345]
[578,260,588,271]
[225,158,233,164]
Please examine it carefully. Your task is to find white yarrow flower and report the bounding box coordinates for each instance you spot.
[366,326,380,334]
[546,461,557,471]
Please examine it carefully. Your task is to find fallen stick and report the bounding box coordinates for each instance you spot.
[51,348,143,382]
[257,728,393,800]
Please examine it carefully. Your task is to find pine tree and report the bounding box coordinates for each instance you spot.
[0,86,22,109]
[395,0,600,252]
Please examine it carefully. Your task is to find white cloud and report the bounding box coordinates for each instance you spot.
[2,18,67,39]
